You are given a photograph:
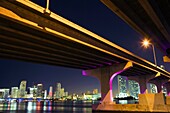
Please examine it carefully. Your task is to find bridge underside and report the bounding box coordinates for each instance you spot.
[0,11,163,77]
[0,0,128,69]
[101,0,170,60]
[0,16,123,69]
[0,0,169,79]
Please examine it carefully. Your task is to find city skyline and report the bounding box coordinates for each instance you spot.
[0,80,101,100]
[0,0,169,95]
[0,79,98,95]
[0,76,162,100]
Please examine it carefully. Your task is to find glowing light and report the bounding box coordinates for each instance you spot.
[141,38,157,65]
[82,70,87,76]
[36,102,41,110]
[168,92,170,96]
[27,102,33,111]
[109,64,132,101]
[109,70,124,101]
[142,38,151,48]
[10,102,17,110]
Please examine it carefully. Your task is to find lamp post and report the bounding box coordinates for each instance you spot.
[142,39,157,66]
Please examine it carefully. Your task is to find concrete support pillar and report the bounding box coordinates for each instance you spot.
[82,62,133,103]
[167,89,170,96]
[139,77,148,94]
[163,82,170,96]
[98,67,112,102]
[154,82,162,93]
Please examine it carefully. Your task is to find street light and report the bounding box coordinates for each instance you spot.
[142,39,157,66]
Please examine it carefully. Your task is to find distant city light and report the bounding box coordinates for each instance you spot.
[0,80,101,102]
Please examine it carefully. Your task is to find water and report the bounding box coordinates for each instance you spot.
[115,100,138,104]
[0,101,99,113]
[0,100,138,113]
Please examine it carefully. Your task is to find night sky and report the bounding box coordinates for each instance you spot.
[0,0,169,94]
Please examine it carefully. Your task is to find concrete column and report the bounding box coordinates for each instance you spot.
[163,82,170,96]
[167,89,170,96]
[99,67,112,102]
[139,77,148,94]
[154,82,162,93]
[82,62,133,103]
[167,88,170,96]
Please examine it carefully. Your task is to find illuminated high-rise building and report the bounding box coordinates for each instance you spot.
[57,83,61,91]
[93,89,98,94]
[55,83,61,99]
[0,90,4,98]
[86,91,91,95]
[44,90,47,99]
[48,86,53,98]
[0,89,10,99]
[150,83,157,93]
[61,88,64,97]
[118,76,127,93]
[11,87,18,98]
[37,84,43,98]
[28,87,35,98]
[65,92,68,97]
[163,86,167,96]
[4,89,9,99]
[117,75,128,98]
[32,85,37,98]
[128,80,140,99]
[19,80,27,98]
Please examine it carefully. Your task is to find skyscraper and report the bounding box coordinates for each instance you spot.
[0,90,4,98]
[28,87,34,98]
[3,89,9,99]
[117,75,128,98]
[44,90,47,99]
[93,89,98,94]
[57,83,61,91]
[37,84,43,98]
[162,86,167,96]
[150,83,157,93]
[61,88,64,97]
[65,92,68,97]
[0,89,10,99]
[19,80,27,98]
[48,86,53,99]
[55,83,61,99]
[33,85,37,98]
[11,87,18,98]
[128,80,140,99]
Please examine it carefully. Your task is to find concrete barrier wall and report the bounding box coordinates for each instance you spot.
[166,96,170,104]
[139,93,165,105]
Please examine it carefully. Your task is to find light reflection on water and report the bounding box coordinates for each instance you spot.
[0,101,94,113]
[0,100,137,113]
[115,100,138,104]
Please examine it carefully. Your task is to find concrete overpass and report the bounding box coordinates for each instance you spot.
[0,0,168,71]
[101,0,170,62]
[1,0,170,112]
